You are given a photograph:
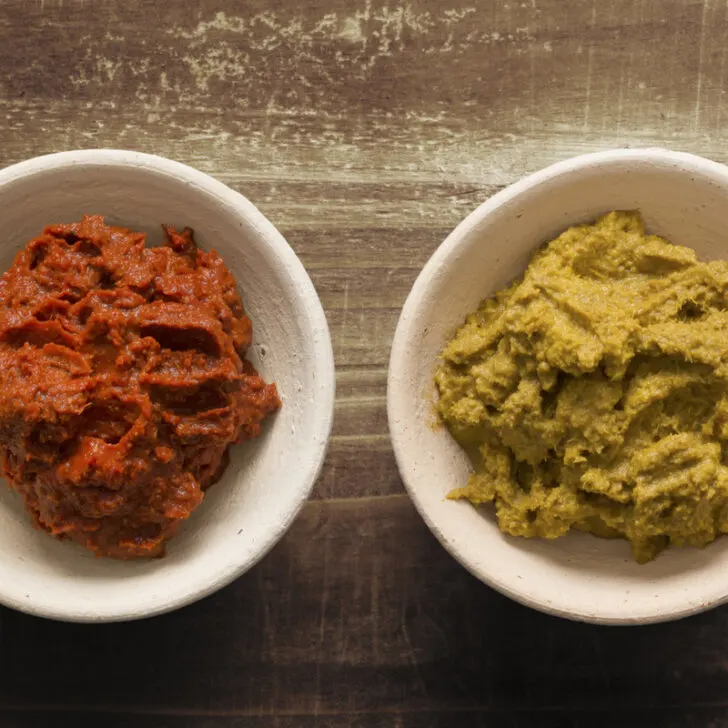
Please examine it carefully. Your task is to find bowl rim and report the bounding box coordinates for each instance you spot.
[0,149,336,623]
[387,147,728,625]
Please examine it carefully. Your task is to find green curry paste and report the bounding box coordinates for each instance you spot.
[436,211,728,562]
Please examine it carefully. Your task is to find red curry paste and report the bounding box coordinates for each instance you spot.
[0,216,280,559]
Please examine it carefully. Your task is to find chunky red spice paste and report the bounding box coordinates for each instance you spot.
[0,215,280,559]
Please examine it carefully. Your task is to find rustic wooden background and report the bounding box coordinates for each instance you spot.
[2,0,728,726]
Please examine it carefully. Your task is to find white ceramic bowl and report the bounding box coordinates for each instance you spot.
[0,150,334,622]
[388,148,728,625]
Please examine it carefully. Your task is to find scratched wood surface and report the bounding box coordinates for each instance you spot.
[2,0,728,726]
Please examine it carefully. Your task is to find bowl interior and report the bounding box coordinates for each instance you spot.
[0,152,333,621]
[388,149,728,624]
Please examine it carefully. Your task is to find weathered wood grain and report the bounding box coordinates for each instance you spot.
[3,0,728,725]
[2,498,728,725]
[1,710,726,728]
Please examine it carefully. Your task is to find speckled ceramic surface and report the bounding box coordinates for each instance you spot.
[388,148,728,625]
[0,150,335,622]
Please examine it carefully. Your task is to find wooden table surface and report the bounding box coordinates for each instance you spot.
[2,1,728,726]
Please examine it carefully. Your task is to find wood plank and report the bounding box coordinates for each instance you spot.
[2,0,728,187]
[2,0,725,137]
[314,436,399,499]
[0,707,725,728]
[314,367,400,500]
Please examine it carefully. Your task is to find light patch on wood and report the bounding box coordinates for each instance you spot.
[160,5,496,104]
[693,0,711,131]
